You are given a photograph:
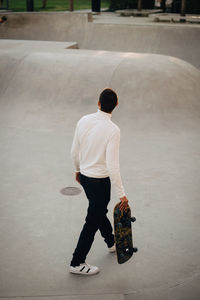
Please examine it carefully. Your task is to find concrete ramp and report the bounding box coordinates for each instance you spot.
[0,12,200,69]
[0,40,199,132]
[0,41,200,299]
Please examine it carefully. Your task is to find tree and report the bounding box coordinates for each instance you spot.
[180,0,186,16]
[161,0,166,12]
[42,0,47,8]
[138,0,142,11]
[42,0,47,9]
[69,0,74,11]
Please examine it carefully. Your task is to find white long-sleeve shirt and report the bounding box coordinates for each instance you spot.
[71,109,125,198]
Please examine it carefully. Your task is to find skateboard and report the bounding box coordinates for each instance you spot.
[114,202,138,264]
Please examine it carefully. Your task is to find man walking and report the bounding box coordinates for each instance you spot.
[70,88,128,275]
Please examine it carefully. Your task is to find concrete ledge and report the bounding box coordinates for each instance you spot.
[151,13,200,24]
[116,9,162,17]
[0,12,88,43]
[0,39,79,51]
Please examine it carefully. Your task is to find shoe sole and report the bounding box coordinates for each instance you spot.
[69,269,100,276]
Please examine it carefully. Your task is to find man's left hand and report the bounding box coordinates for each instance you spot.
[119,196,128,212]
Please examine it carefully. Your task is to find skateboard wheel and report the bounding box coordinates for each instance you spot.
[131,217,136,222]
[133,247,138,252]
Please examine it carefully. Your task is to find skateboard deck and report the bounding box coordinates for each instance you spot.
[114,202,137,264]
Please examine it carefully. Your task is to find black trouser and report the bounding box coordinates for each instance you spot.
[70,173,115,267]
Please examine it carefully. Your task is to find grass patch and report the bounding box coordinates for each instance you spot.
[8,0,110,12]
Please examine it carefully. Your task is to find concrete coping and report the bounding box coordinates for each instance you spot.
[0,11,90,15]
[116,9,163,17]
[0,39,80,52]
[150,13,200,24]
[0,10,94,24]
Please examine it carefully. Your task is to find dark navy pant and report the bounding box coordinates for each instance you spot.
[70,173,115,267]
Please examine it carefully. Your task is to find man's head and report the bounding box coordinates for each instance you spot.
[98,88,118,114]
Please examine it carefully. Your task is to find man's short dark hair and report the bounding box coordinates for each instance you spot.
[99,88,118,113]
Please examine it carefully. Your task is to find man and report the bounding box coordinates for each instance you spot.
[70,88,128,275]
[166,0,173,12]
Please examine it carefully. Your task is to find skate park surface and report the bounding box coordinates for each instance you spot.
[0,12,200,69]
[0,12,200,300]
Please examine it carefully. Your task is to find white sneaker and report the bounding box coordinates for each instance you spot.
[70,262,100,276]
[108,244,116,253]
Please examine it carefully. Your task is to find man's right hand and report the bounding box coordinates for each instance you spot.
[75,172,81,184]
[119,196,128,212]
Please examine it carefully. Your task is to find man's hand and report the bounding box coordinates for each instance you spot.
[75,172,81,184]
[120,196,128,212]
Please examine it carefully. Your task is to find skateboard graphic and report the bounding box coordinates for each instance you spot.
[114,202,138,264]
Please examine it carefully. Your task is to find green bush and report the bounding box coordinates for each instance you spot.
[7,0,110,12]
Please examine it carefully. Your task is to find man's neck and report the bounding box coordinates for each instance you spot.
[98,108,112,115]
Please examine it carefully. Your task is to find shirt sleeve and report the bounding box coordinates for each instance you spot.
[70,123,80,172]
[106,128,125,198]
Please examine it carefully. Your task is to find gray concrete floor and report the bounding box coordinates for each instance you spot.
[0,25,200,300]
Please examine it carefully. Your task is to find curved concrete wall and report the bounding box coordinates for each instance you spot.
[0,12,200,69]
[0,48,199,133]
[84,23,200,70]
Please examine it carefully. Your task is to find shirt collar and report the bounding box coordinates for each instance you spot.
[97,108,112,119]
